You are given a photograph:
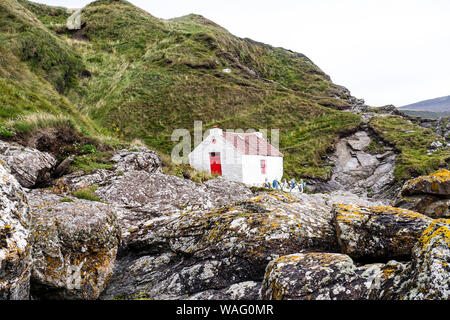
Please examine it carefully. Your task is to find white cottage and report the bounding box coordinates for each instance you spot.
[189,128,284,186]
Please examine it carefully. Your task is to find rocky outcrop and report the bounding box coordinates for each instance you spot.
[399,169,450,197]
[58,146,252,222]
[261,253,406,300]
[396,219,450,299]
[100,192,340,300]
[333,204,433,261]
[0,165,32,300]
[95,172,253,220]
[0,141,56,188]
[0,164,32,300]
[310,131,397,198]
[187,281,261,300]
[394,169,450,218]
[27,190,121,300]
[414,117,450,141]
[262,205,450,300]
[111,146,162,174]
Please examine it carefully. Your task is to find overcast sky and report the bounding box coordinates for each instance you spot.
[34,0,450,107]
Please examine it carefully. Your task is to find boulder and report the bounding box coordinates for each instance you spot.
[400,169,450,197]
[395,170,450,219]
[0,165,32,300]
[394,195,450,219]
[0,141,56,188]
[27,190,121,300]
[101,192,339,300]
[333,204,433,261]
[261,252,406,300]
[395,219,450,300]
[111,146,162,174]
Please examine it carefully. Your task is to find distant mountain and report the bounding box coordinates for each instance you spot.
[399,96,450,118]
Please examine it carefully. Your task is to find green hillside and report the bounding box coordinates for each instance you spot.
[68,0,361,179]
[0,0,98,137]
[0,0,447,181]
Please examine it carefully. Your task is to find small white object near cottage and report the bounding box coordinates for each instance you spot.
[189,128,283,186]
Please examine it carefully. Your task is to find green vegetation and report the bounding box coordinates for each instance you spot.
[66,0,361,179]
[369,116,450,180]
[0,0,446,184]
[17,0,70,26]
[365,137,387,155]
[71,185,101,202]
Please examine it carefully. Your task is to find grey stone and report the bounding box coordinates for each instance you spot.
[0,141,56,188]
[0,164,32,300]
[28,190,121,300]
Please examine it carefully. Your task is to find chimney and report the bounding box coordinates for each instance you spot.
[210,127,223,137]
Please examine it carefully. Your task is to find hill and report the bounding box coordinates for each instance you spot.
[0,0,448,182]
[399,95,450,119]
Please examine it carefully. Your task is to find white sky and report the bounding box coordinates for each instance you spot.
[33,0,450,107]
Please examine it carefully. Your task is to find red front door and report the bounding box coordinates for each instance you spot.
[210,153,222,176]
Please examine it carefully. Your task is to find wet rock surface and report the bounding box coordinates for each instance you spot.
[27,190,121,300]
[0,164,32,300]
[0,141,56,188]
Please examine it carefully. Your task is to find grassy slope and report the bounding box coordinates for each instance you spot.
[369,116,450,180]
[17,0,70,26]
[2,0,447,182]
[0,0,98,135]
[65,0,361,179]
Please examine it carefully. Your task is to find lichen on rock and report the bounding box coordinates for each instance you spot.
[28,190,121,300]
[0,164,32,300]
[332,204,433,261]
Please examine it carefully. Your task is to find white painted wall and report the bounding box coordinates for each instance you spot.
[189,130,243,183]
[241,155,283,186]
[189,129,283,186]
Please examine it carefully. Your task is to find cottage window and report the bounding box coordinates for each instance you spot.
[261,160,266,174]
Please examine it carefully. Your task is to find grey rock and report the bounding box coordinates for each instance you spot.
[187,281,261,300]
[111,146,162,174]
[95,172,253,220]
[0,164,32,300]
[332,204,433,261]
[261,252,404,300]
[347,131,372,151]
[0,141,56,188]
[395,219,450,300]
[394,195,450,219]
[320,133,397,198]
[28,190,121,300]
[101,192,339,300]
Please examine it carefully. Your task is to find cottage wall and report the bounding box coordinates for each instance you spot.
[189,133,243,182]
[241,155,283,186]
